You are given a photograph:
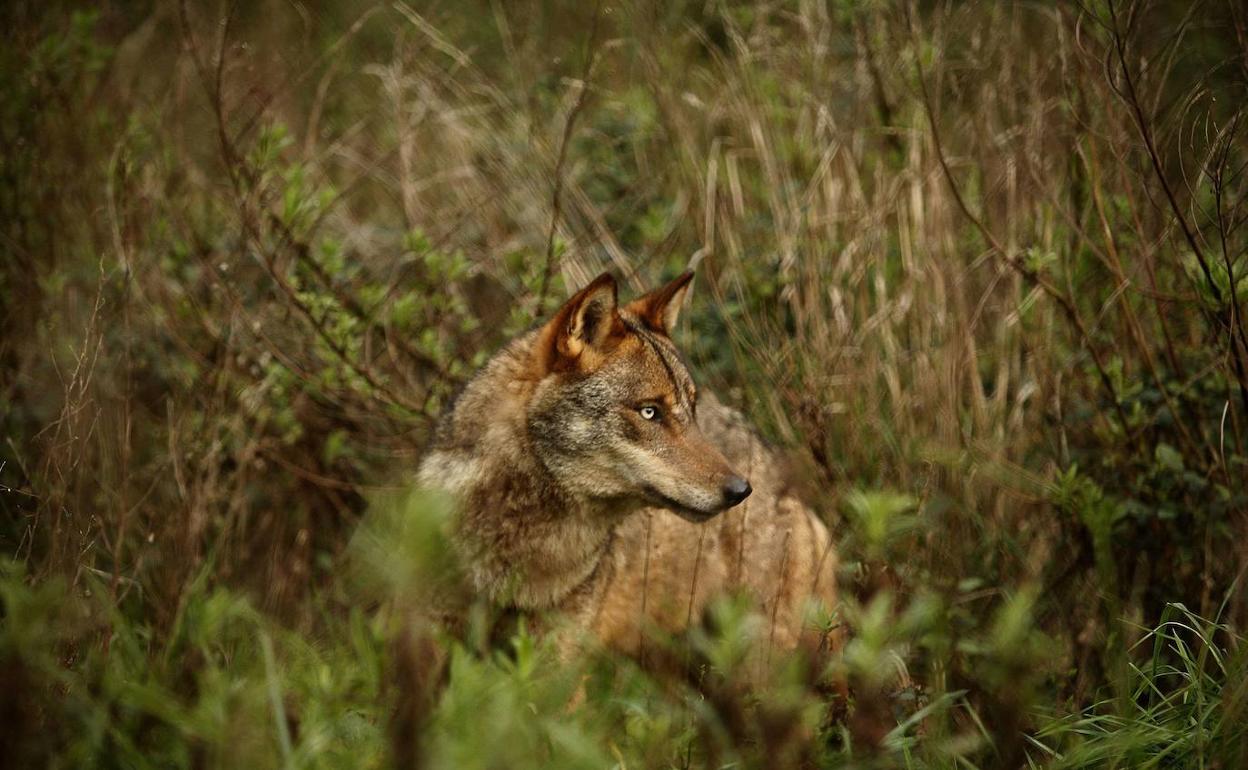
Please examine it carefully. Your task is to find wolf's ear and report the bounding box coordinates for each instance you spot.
[543,272,622,368]
[624,270,694,335]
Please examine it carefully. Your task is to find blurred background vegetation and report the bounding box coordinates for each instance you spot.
[2,0,1247,767]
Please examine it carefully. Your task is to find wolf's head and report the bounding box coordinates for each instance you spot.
[526,272,750,522]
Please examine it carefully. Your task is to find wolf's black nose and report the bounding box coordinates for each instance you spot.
[722,476,752,506]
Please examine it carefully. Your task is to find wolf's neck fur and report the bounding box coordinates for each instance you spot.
[418,332,631,611]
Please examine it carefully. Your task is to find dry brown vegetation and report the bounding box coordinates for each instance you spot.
[2,1,1248,767]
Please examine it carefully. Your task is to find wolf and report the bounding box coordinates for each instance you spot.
[417,271,840,671]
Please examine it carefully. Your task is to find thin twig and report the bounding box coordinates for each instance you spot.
[536,0,604,314]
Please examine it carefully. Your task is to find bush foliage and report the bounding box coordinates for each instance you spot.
[3,1,1247,767]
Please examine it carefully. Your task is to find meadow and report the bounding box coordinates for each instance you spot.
[2,1,1247,767]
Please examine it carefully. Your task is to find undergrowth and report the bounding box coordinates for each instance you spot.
[2,1,1247,767]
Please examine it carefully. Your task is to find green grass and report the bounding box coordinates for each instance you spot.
[2,0,1247,766]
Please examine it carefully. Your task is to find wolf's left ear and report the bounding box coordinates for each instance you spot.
[624,271,694,335]
[544,272,622,367]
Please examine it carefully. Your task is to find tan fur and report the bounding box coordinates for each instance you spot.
[417,272,840,672]
[580,395,840,664]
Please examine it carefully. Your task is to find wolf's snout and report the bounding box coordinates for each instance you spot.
[721,476,752,507]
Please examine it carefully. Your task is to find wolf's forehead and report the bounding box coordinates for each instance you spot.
[614,317,696,403]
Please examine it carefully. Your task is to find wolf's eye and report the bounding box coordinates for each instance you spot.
[638,405,661,421]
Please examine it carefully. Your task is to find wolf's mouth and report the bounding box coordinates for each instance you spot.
[643,487,723,523]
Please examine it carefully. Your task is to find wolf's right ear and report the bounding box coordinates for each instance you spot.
[540,272,622,371]
[624,270,694,336]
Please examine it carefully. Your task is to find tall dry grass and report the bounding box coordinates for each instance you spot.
[2,0,1247,766]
